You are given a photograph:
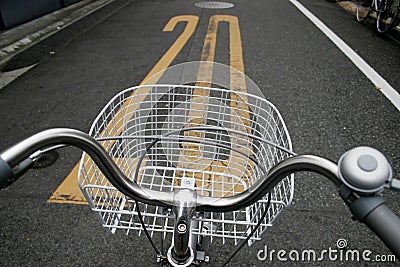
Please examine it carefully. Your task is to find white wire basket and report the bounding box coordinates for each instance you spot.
[78,85,294,246]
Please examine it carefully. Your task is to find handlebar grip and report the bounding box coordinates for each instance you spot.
[0,156,33,189]
[363,203,400,258]
[0,156,15,189]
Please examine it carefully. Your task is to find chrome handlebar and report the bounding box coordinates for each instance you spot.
[197,154,341,212]
[0,128,175,206]
[0,128,342,212]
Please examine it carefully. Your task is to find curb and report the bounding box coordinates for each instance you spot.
[0,0,114,69]
[337,1,400,40]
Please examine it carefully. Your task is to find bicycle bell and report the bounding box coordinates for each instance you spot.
[338,146,392,194]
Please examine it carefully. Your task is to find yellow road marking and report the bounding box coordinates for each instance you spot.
[49,15,198,204]
[50,14,252,203]
[205,15,254,197]
[177,15,252,197]
[143,15,199,84]
[177,16,220,187]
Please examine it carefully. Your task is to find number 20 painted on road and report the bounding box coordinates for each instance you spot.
[142,15,245,89]
[49,14,247,204]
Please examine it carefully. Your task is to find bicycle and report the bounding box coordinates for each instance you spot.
[1,84,399,266]
[356,0,400,33]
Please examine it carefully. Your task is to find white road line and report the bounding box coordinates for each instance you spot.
[289,0,400,111]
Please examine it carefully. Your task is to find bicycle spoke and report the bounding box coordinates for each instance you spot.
[377,0,400,33]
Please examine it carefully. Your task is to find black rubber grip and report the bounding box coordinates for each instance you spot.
[0,156,14,189]
[364,204,400,258]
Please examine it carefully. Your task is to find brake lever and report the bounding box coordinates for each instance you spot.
[388,178,400,192]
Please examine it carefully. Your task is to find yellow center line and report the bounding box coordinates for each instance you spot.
[206,15,253,197]
[176,16,220,186]
[226,15,254,193]
[177,15,253,197]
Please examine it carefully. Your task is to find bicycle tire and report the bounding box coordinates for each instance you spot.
[357,0,373,23]
[377,0,400,33]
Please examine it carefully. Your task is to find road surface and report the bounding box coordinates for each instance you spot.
[0,0,399,265]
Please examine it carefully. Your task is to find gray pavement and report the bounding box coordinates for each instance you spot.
[0,0,399,266]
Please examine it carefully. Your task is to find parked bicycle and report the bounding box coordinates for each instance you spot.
[356,0,400,33]
[1,84,399,266]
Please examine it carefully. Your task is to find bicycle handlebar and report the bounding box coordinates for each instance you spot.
[0,128,342,212]
[0,128,174,206]
[0,128,399,258]
[196,154,341,212]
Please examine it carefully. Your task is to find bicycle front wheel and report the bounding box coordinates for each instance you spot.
[377,0,400,33]
[356,0,373,23]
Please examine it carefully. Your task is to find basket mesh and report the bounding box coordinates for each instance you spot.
[78,85,293,245]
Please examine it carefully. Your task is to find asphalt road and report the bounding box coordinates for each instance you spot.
[0,0,399,266]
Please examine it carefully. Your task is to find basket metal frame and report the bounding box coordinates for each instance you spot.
[78,85,294,246]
